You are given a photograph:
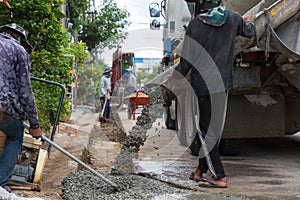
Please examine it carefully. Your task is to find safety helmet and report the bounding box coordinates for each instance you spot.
[186,0,223,16]
[0,23,33,53]
[103,67,112,74]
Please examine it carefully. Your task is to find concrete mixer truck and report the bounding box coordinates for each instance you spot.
[148,0,300,155]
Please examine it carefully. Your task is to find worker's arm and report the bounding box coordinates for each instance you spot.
[237,14,256,38]
[173,23,193,79]
[99,77,107,97]
[17,48,42,139]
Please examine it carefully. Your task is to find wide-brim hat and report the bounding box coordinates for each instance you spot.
[103,67,112,74]
[0,23,33,53]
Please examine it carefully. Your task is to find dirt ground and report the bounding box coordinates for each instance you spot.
[11,107,126,200]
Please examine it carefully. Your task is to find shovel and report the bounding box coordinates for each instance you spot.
[99,98,108,122]
[23,124,118,189]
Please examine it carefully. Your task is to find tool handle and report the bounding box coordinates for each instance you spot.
[101,98,108,118]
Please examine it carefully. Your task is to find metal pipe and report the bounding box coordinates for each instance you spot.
[41,134,118,188]
[31,77,65,156]
[23,123,118,189]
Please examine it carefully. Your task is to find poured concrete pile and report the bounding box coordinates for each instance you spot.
[61,171,246,200]
[62,171,186,200]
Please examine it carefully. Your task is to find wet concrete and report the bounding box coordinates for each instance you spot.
[115,96,300,199]
[61,88,247,200]
[132,129,300,200]
[61,171,246,200]
[60,93,300,200]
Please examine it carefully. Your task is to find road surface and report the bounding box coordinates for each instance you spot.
[118,109,300,199]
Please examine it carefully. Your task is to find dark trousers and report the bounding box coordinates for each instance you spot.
[197,92,227,179]
[100,97,110,120]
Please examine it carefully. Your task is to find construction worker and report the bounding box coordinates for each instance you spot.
[99,67,112,122]
[173,0,256,188]
[0,23,42,192]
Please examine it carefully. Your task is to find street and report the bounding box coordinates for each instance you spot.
[118,108,300,199]
[7,106,300,200]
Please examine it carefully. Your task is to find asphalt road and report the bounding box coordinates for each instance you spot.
[118,110,300,200]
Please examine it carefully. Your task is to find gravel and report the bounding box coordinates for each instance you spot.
[62,171,187,200]
[61,171,247,200]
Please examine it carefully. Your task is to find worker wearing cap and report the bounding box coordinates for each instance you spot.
[0,23,42,191]
[99,67,112,121]
[173,0,256,188]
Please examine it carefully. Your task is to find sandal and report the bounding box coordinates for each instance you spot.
[189,172,204,182]
[198,178,227,188]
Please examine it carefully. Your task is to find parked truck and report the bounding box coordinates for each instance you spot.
[149,0,300,155]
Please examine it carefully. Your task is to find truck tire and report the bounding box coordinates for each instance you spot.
[164,107,176,130]
[218,139,244,156]
[189,136,200,156]
[188,138,244,156]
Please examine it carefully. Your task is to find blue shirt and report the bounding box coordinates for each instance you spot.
[0,34,40,128]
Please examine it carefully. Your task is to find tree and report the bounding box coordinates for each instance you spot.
[67,0,131,102]
[0,0,73,131]
[0,0,130,131]
[67,0,130,54]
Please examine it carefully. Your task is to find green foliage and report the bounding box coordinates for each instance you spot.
[65,42,89,73]
[68,0,130,51]
[77,60,106,104]
[0,0,130,131]
[0,0,72,131]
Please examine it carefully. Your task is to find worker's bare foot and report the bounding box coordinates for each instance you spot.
[198,177,227,188]
[189,168,203,182]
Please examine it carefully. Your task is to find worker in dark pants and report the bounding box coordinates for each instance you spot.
[99,67,112,122]
[0,23,42,192]
[173,0,256,188]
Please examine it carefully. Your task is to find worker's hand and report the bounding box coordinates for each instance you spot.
[104,94,108,99]
[107,88,111,93]
[243,15,256,22]
[29,127,42,139]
